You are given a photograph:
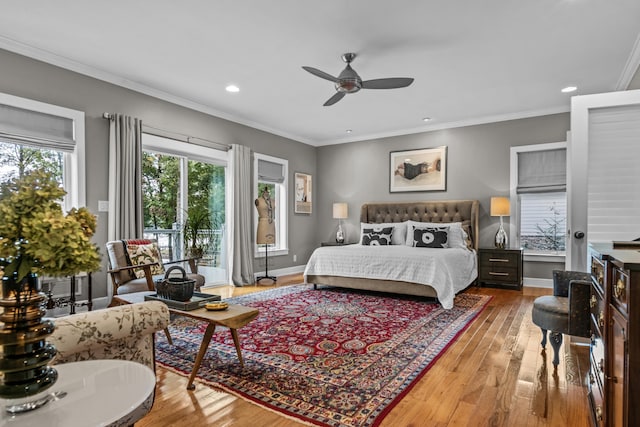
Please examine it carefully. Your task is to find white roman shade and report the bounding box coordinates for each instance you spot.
[517,148,566,193]
[0,103,76,152]
[258,159,285,183]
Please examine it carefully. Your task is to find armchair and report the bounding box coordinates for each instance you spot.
[48,301,170,372]
[106,239,205,297]
[531,270,591,367]
[47,301,169,423]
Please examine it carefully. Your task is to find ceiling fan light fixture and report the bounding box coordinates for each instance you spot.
[336,78,361,93]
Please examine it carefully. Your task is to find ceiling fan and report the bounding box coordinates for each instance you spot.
[302,53,414,106]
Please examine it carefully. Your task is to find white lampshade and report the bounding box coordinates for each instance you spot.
[333,203,348,219]
[490,197,510,217]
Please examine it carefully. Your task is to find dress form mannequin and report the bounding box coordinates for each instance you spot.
[255,188,276,245]
[255,187,276,283]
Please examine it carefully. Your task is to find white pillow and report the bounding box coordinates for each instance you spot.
[359,222,407,245]
[405,220,467,249]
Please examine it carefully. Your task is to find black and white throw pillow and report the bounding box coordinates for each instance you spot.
[361,227,394,246]
[412,226,449,248]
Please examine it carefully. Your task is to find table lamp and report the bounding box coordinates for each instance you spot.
[490,197,510,249]
[333,202,348,243]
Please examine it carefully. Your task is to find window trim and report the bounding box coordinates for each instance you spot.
[0,92,85,210]
[253,152,289,258]
[509,141,566,260]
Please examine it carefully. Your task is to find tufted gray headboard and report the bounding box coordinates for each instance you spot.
[360,200,480,250]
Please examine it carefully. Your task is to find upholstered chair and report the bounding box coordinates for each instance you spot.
[48,301,169,423]
[49,301,170,371]
[106,239,205,297]
[531,270,591,367]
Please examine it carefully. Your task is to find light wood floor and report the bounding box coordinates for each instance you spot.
[137,275,590,427]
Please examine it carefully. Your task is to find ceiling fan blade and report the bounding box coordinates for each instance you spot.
[323,92,346,106]
[361,77,414,89]
[302,66,338,83]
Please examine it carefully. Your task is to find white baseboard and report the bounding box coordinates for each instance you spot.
[523,277,553,288]
[250,270,555,288]
[254,264,305,280]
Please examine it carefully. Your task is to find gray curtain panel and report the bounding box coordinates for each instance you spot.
[107,114,144,242]
[230,144,255,286]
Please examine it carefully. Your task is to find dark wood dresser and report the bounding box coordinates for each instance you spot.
[478,248,523,290]
[589,243,640,426]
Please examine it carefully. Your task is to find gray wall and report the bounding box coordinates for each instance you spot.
[1,46,577,297]
[315,114,570,280]
[0,48,316,299]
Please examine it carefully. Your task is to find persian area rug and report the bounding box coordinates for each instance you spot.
[155,285,490,427]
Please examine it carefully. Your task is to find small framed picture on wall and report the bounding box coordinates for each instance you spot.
[389,146,447,192]
[294,172,312,214]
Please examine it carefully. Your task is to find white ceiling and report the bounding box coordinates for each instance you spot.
[1,1,639,146]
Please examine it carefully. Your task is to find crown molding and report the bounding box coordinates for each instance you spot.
[314,105,571,147]
[616,31,640,90]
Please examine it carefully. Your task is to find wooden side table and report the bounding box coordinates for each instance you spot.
[478,248,523,290]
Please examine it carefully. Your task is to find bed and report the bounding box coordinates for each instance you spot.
[304,199,479,309]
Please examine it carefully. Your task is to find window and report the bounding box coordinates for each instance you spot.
[519,192,566,253]
[0,92,85,210]
[253,153,288,256]
[510,142,567,257]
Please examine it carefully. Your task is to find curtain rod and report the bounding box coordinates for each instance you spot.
[102,112,230,151]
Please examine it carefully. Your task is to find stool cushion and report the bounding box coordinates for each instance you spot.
[532,295,569,334]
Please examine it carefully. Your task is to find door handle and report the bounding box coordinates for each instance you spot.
[574,231,585,239]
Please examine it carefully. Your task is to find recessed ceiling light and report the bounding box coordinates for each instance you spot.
[225,85,240,93]
[561,86,577,93]
[422,117,432,122]
[346,129,352,133]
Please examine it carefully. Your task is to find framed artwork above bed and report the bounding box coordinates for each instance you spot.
[389,146,447,192]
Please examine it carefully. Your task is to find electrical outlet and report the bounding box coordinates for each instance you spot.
[293,254,297,262]
[98,200,109,212]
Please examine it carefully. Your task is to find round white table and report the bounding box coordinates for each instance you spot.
[0,360,156,426]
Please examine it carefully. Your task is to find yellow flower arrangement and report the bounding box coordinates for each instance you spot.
[0,170,101,282]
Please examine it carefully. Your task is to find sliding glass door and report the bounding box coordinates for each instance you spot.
[142,134,228,285]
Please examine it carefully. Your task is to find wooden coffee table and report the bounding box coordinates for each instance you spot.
[112,293,259,390]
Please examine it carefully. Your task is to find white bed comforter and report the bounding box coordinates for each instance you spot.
[303,245,478,309]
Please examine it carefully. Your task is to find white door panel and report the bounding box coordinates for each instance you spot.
[568,89,640,271]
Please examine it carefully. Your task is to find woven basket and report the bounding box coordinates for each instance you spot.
[155,266,195,302]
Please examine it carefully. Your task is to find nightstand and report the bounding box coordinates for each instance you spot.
[478,248,523,290]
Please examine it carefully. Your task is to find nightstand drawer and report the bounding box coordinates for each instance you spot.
[479,267,518,283]
[479,251,519,267]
